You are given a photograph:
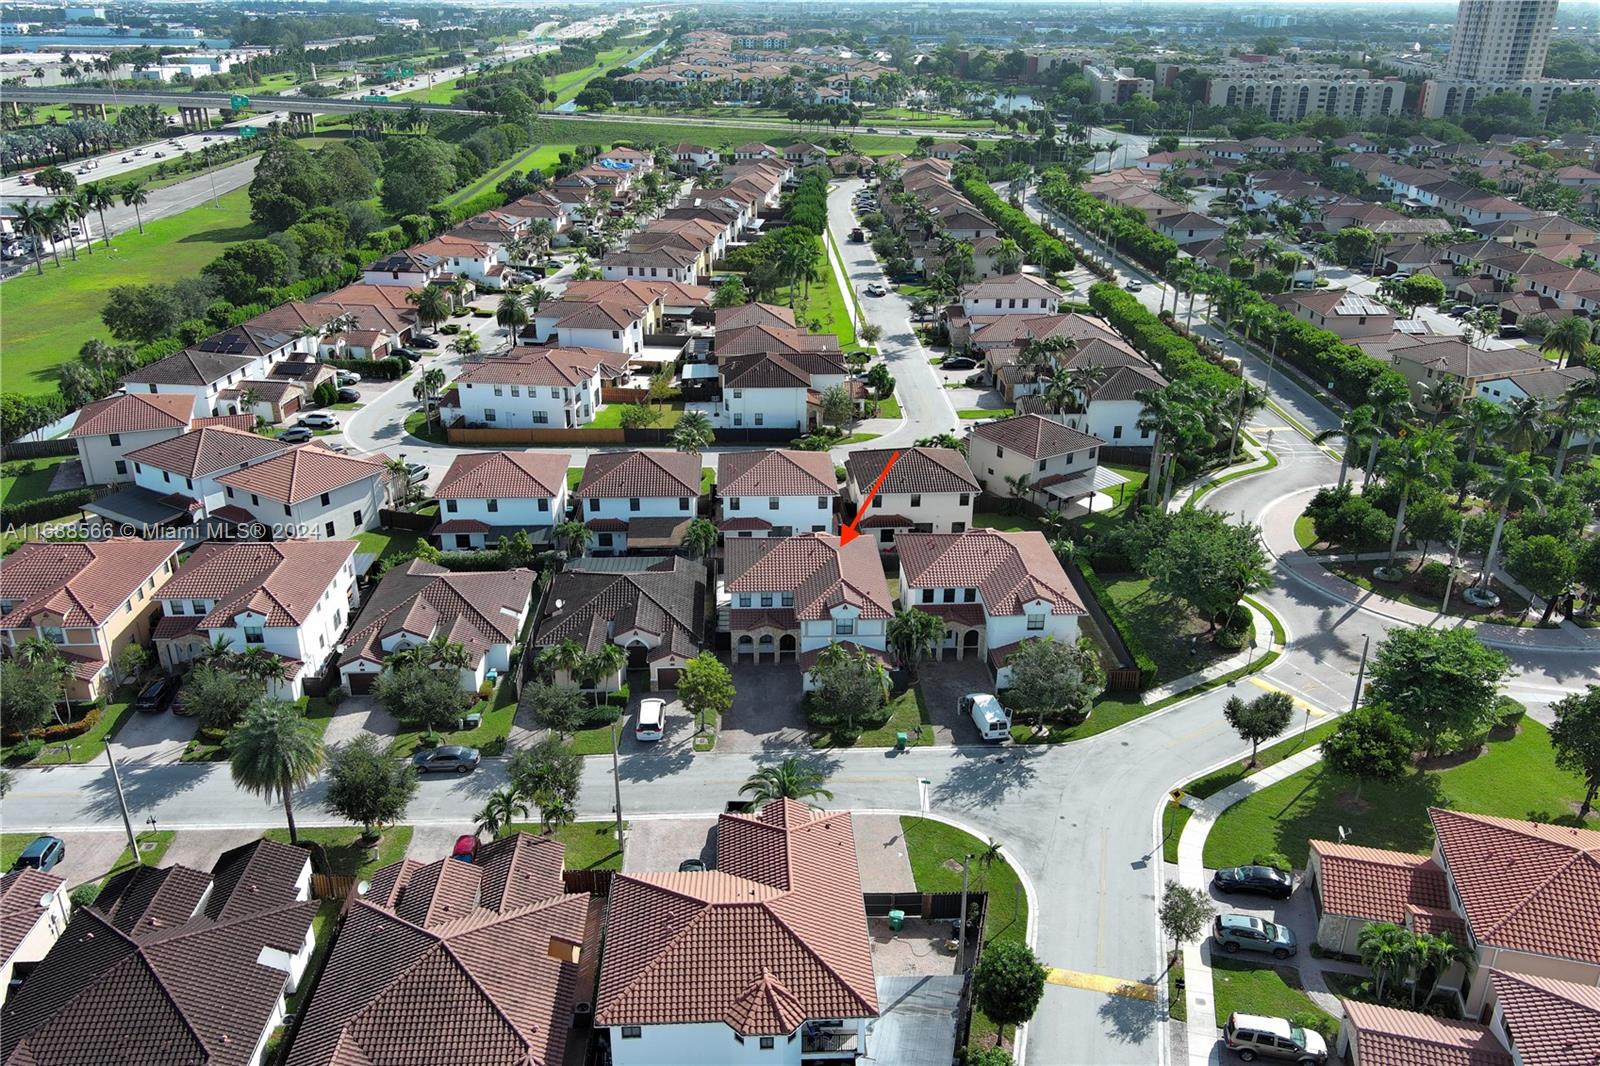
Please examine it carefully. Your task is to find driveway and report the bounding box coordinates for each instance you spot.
[110,709,197,764]
[35,831,137,890]
[622,816,717,874]
[915,659,999,744]
[321,695,398,748]
[718,663,809,753]
[159,829,261,872]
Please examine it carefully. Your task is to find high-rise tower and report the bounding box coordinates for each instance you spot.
[1442,0,1560,81]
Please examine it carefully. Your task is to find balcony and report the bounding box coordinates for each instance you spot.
[800,1024,860,1058]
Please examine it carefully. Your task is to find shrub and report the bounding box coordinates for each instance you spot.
[1493,695,1527,729]
[6,737,44,763]
[1087,284,1236,396]
[1078,560,1157,688]
[955,168,1075,270]
[1415,560,1455,597]
[0,487,99,527]
[69,883,101,909]
[1291,1010,1338,1043]
[327,357,407,381]
[3,704,102,745]
[1254,851,1292,871]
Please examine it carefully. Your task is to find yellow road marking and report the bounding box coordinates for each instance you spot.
[1046,968,1157,1001]
[1246,676,1328,718]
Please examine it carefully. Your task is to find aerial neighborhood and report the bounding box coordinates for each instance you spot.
[2,1,1600,1065]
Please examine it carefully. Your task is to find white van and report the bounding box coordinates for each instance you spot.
[635,697,665,742]
[961,693,1010,741]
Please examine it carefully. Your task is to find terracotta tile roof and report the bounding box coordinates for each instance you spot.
[719,516,774,532]
[536,557,705,660]
[67,393,194,438]
[846,447,978,498]
[285,833,599,1066]
[158,540,355,629]
[216,446,389,505]
[720,350,845,388]
[626,516,694,549]
[0,539,179,629]
[968,312,1131,352]
[586,517,629,532]
[724,533,893,621]
[1309,840,1452,924]
[856,512,914,528]
[1,869,63,963]
[1487,970,1600,1066]
[715,302,796,331]
[191,414,258,432]
[718,450,838,498]
[1342,1000,1512,1066]
[899,529,1085,617]
[125,425,287,478]
[970,414,1103,459]
[339,559,536,668]
[597,801,878,1032]
[715,324,841,357]
[1430,808,1600,964]
[0,841,315,1066]
[575,450,700,499]
[435,450,570,500]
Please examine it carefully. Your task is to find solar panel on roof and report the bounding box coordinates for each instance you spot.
[200,333,250,354]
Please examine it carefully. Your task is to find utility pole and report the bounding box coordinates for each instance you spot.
[1350,634,1371,712]
[956,853,973,970]
[610,716,625,860]
[1441,527,1465,616]
[104,746,140,866]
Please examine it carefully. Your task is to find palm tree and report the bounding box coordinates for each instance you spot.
[1499,394,1549,456]
[535,639,587,686]
[1313,405,1378,490]
[406,286,452,332]
[672,411,714,454]
[233,646,284,688]
[539,793,576,834]
[1361,381,1415,487]
[197,635,236,664]
[413,366,447,429]
[475,786,530,839]
[739,758,835,809]
[1358,923,1418,1004]
[1550,378,1599,479]
[1412,931,1474,1008]
[421,635,472,671]
[524,283,549,315]
[495,292,529,337]
[1451,398,1508,470]
[227,700,326,845]
[1568,399,1600,467]
[1377,429,1448,571]
[1541,316,1592,369]
[10,203,51,276]
[1471,456,1552,591]
[886,607,944,677]
[1227,382,1267,462]
[680,517,718,559]
[576,644,626,705]
[85,183,116,249]
[553,520,589,558]
[120,181,148,234]
[1419,378,1466,426]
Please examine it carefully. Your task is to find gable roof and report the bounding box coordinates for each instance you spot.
[718,450,838,498]
[0,869,64,964]
[158,540,356,629]
[1342,1000,1512,1066]
[125,426,288,478]
[536,557,705,661]
[898,529,1085,617]
[216,446,388,505]
[67,393,195,439]
[340,559,537,668]
[435,450,570,500]
[971,414,1102,459]
[960,273,1065,302]
[1431,808,1600,965]
[454,346,623,388]
[723,533,893,621]
[596,801,878,1033]
[574,450,700,499]
[1309,840,1454,926]
[121,348,255,388]
[845,447,978,497]
[0,539,179,629]
[1487,970,1600,1066]
[283,833,598,1066]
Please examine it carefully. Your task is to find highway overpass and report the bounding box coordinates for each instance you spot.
[0,86,488,116]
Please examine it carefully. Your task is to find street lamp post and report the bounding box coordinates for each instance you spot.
[610,716,625,861]
[104,746,140,866]
[1351,634,1371,713]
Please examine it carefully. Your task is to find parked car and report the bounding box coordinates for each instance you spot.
[393,347,421,362]
[964,372,988,387]
[404,461,428,481]
[941,356,978,371]
[135,676,181,714]
[1125,279,1143,293]
[1212,865,1294,899]
[337,386,361,403]
[1448,304,1473,317]
[864,282,888,297]
[11,836,65,873]
[410,334,440,349]
[1222,1013,1328,1063]
[336,371,361,385]
[299,412,340,430]
[850,227,865,242]
[678,858,706,872]
[277,426,313,444]
[412,746,481,774]
[635,697,666,742]
[1499,323,1523,337]
[452,835,479,863]
[961,693,1010,741]
[1213,913,1297,959]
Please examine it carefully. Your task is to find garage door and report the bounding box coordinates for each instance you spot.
[346,671,377,694]
[281,395,302,418]
[655,669,680,690]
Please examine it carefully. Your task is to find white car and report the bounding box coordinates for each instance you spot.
[299,412,340,430]
[635,697,666,742]
[864,282,888,297]
[336,371,362,385]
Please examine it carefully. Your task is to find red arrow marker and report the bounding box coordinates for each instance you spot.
[839,449,901,547]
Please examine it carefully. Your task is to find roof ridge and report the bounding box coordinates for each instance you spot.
[1475,846,1599,944]
[435,938,538,1052]
[760,894,877,1017]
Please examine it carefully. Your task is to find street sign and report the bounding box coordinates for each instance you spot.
[401,67,415,77]
[1168,788,1186,809]
[239,125,257,140]
[229,94,250,109]
[383,68,397,79]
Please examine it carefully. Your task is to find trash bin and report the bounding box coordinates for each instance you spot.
[458,711,482,731]
[895,731,908,750]
[888,909,905,931]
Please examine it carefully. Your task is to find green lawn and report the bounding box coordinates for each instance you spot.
[100,830,177,886]
[1,835,39,871]
[876,396,902,419]
[281,900,341,1021]
[772,234,856,348]
[447,143,574,206]
[387,671,519,758]
[632,104,998,130]
[1210,957,1339,1034]
[588,401,685,429]
[899,816,1028,947]
[959,408,1013,419]
[506,820,625,870]
[3,688,140,766]
[1204,720,1599,869]
[547,39,663,103]
[1098,574,1240,684]
[838,432,881,444]
[353,528,425,566]
[815,684,934,748]
[393,76,462,104]
[1294,515,1319,550]
[0,456,70,507]
[3,188,260,396]
[403,410,452,444]
[264,826,414,879]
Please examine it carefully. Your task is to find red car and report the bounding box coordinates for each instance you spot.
[452,835,479,863]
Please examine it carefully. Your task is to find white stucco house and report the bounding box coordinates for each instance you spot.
[843,446,979,550]
[215,445,389,540]
[968,414,1112,514]
[716,449,839,538]
[958,274,1067,318]
[433,449,571,550]
[574,450,701,555]
[452,347,623,429]
[709,351,851,431]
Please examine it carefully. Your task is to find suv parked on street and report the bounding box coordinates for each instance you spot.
[1213,913,1297,959]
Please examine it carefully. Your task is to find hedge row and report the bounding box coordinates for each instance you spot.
[0,487,100,527]
[1087,283,1237,396]
[3,703,102,745]
[1038,174,1180,275]
[955,168,1076,271]
[327,357,409,381]
[1247,293,1405,406]
[1078,559,1158,689]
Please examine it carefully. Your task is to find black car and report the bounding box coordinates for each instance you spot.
[678,858,707,873]
[942,356,978,371]
[135,676,181,713]
[409,334,440,349]
[337,386,361,403]
[1212,865,1294,899]
[393,348,421,362]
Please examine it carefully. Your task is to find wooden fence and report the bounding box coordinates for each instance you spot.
[310,873,358,900]
[1065,563,1145,692]
[447,425,628,446]
[563,868,614,897]
[378,508,436,532]
[1,439,76,459]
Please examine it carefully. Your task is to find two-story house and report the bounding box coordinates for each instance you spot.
[957,274,1066,319]
[412,234,509,291]
[574,450,701,555]
[87,425,291,535]
[216,444,390,540]
[717,449,838,538]
[1154,211,1227,246]
[361,249,445,289]
[0,868,69,1005]
[671,143,718,171]
[119,348,262,417]
[1270,290,1395,340]
[968,415,1109,514]
[338,560,538,694]
[844,447,979,550]
[597,802,878,1065]
[452,347,623,429]
[896,529,1086,684]
[66,393,249,486]
[433,449,571,550]
[528,298,649,355]
[153,540,359,699]
[721,532,893,687]
[0,539,180,702]
[534,557,706,693]
[712,350,851,431]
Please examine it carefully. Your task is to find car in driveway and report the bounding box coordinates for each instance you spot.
[1213,913,1297,959]
[1223,1013,1328,1063]
[277,426,313,444]
[412,746,481,774]
[336,371,362,386]
[941,356,978,371]
[635,697,666,742]
[299,412,340,430]
[11,836,65,873]
[337,386,361,403]
[410,334,440,349]
[864,282,888,297]
[135,676,181,714]
[1213,865,1293,899]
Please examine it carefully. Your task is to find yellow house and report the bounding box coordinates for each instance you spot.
[0,539,181,702]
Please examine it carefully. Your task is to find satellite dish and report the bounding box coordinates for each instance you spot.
[356,880,371,897]
[39,891,57,909]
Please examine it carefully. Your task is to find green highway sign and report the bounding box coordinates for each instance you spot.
[229,94,250,109]
[239,125,257,139]
[401,67,415,77]
[383,68,397,78]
